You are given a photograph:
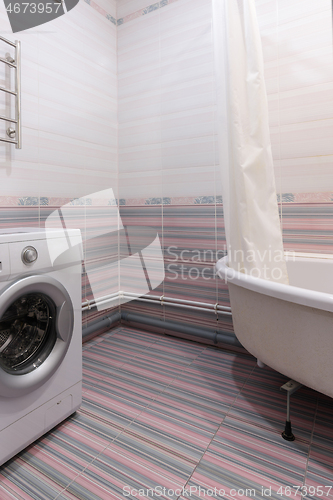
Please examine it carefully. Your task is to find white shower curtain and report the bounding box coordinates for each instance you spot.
[213,0,288,284]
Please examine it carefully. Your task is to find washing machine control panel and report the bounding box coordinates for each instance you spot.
[21,246,38,265]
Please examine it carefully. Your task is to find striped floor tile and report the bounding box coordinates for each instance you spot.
[0,458,68,500]
[0,326,332,500]
[303,471,333,500]
[166,365,244,409]
[146,392,226,435]
[82,367,163,407]
[229,367,318,444]
[186,416,307,499]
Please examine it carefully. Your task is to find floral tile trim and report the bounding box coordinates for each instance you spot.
[117,0,179,26]
[83,0,117,25]
[117,193,333,206]
[277,193,295,203]
[18,197,49,206]
[0,193,332,207]
[294,193,333,203]
[70,198,92,206]
[83,0,178,26]
[145,197,171,205]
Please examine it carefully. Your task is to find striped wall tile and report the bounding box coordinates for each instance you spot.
[120,301,165,336]
[163,205,217,232]
[164,262,217,305]
[163,230,217,265]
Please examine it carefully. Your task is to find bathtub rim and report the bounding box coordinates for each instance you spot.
[215,252,333,313]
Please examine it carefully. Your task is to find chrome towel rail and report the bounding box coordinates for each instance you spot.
[0,36,21,149]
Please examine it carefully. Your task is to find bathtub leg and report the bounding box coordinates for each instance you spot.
[282,391,295,441]
[257,359,265,368]
[280,380,302,442]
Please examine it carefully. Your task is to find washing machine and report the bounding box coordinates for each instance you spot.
[0,228,83,465]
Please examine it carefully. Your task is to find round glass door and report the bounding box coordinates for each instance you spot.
[0,293,57,375]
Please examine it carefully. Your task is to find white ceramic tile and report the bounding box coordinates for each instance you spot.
[162,165,216,198]
[38,131,91,170]
[119,121,161,149]
[84,170,118,198]
[118,44,160,75]
[119,142,162,173]
[119,70,161,99]
[161,81,214,116]
[278,10,332,60]
[118,169,162,199]
[162,109,214,141]
[271,119,333,160]
[38,99,116,147]
[0,160,40,197]
[161,136,216,170]
[95,0,116,18]
[38,163,87,198]
[277,0,331,26]
[118,95,161,124]
[275,156,333,193]
[160,0,211,25]
[117,0,155,19]
[268,83,333,128]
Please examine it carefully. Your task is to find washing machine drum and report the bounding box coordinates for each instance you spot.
[0,275,74,398]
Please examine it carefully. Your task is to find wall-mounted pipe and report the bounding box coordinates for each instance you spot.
[121,295,232,316]
[122,292,232,312]
[121,311,242,347]
[82,309,241,347]
[82,292,232,316]
[82,310,121,339]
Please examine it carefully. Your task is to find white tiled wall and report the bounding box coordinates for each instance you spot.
[0,0,117,202]
[117,0,218,200]
[0,0,119,321]
[2,0,332,204]
[261,0,333,194]
[118,0,333,200]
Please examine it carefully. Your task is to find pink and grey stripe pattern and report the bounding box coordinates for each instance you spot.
[0,326,333,500]
[120,203,333,343]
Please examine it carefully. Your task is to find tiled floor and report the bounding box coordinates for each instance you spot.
[1,326,333,500]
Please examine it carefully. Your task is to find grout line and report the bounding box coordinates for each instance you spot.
[55,333,163,498]
[175,362,257,499]
[58,331,205,497]
[302,393,319,490]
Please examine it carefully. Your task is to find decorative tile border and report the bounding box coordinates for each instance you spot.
[117,0,178,26]
[83,0,179,27]
[114,193,333,206]
[0,193,333,207]
[294,192,333,203]
[83,0,117,25]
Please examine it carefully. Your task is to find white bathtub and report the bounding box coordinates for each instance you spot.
[216,252,333,398]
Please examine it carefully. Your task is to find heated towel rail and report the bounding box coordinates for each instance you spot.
[0,36,21,149]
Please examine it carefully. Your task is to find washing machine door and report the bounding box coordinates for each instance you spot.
[0,275,74,398]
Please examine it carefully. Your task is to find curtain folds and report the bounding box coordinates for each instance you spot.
[213,0,288,284]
